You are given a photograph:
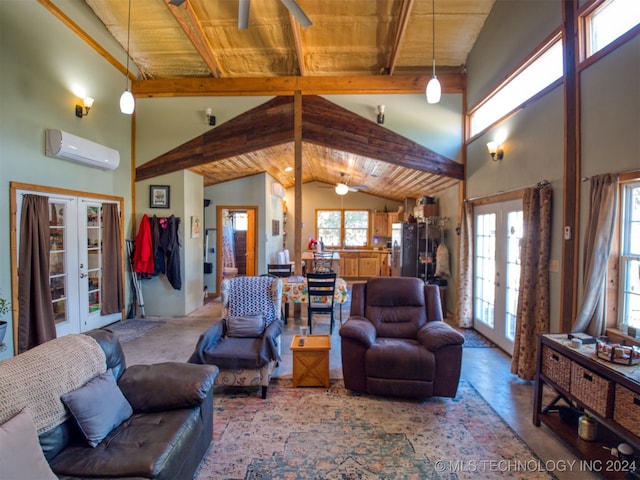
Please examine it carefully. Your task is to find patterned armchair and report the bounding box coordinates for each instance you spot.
[188,276,283,399]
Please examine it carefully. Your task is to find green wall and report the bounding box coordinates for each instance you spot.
[0,1,134,359]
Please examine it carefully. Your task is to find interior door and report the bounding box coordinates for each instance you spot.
[473,199,523,354]
[17,190,122,337]
[245,208,256,276]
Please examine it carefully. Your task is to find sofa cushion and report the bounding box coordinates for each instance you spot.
[50,408,203,479]
[0,407,58,480]
[61,369,133,447]
[366,338,435,381]
[226,314,265,337]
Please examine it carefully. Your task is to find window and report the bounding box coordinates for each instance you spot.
[344,210,369,247]
[585,0,640,58]
[469,37,563,137]
[316,209,369,248]
[619,181,640,329]
[317,210,341,246]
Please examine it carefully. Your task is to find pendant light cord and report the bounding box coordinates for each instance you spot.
[431,0,436,77]
[125,0,131,89]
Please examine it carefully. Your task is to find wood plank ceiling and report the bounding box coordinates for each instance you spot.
[137,95,464,201]
[73,0,496,200]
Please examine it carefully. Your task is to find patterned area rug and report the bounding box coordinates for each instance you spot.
[105,318,165,344]
[459,328,497,348]
[196,379,554,480]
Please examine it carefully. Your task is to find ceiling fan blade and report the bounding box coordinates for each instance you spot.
[238,0,250,30]
[280,0,312,28]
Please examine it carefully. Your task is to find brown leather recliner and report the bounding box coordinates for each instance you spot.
[339,277,464,398]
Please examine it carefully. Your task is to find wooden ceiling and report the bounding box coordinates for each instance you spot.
[46,1,497,200]
[83,0,495,80]
[136,95,464,201]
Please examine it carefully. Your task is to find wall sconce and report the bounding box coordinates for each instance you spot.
[376,105,385,124]
[205,107,216,126]
[487,141,504,161]
[75,97,94,118]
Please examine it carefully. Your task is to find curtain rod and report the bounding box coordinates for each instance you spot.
[465,180,550,202]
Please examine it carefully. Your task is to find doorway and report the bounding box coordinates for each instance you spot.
[216,206,257,294]
[473,199,523,354]
[14,185,123,337]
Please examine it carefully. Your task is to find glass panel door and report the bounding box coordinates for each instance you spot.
[17,190,122,337]
[79,201,121,331]
[474,199,523,353]
[48,198,80,337]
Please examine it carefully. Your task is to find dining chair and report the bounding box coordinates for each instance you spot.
[267,263,293,277]
[306,272,337,334]
[312,251,334,273]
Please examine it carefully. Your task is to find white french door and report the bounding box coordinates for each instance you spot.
[473,199,523,354]
[18,190,121,337]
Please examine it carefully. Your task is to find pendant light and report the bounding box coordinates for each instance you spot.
[119,0,135,115]
[426,0,441,104]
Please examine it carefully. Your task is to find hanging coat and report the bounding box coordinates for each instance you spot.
[160,215,182,290]
[132,214,154,274]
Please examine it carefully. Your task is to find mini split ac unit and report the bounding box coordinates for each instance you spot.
[45,129,120,171]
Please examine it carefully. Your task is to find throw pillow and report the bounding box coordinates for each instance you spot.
[0,407,58,480]
[61,369,133,447]
[226,314,265,337]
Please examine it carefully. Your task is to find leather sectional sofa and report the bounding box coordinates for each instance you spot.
[0,329,218,480]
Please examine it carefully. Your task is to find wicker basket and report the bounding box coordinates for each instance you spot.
[614,384,640,437]
[570,363,614,418]
[541,345,571,391]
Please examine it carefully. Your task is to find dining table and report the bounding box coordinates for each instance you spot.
[281,276,349,323]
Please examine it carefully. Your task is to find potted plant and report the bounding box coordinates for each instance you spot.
[0,295,10,345]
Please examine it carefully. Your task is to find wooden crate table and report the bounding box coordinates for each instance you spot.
[290,334,331,388]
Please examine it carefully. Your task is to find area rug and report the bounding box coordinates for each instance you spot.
[196,379,555,480]
[459,328,497,348]
[105,318,165,344]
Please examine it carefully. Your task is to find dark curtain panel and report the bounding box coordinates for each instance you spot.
[18,194,56,353]
[511,184,552,380]
[102,203,124,314]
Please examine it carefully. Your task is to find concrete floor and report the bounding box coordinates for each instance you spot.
[120,299,599,480]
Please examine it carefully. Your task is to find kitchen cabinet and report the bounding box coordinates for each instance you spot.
[388,212,401,224]
[379,251,390,276]
[340,252,359,278]
[373,212,390,237]
[358,253,380,277]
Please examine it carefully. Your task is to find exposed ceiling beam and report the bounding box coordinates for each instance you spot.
[132,71,465,97]
[136,96,294,181]
[37,0,135,81]
[289,12,306,76]
[302,96,464,180]
[135,95,464,182]
[164,0,222,77]
[387,0,415,75]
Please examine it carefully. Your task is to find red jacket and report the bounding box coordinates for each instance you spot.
[132,214,154,274]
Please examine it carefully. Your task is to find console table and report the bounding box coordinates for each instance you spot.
[534,334,640,479]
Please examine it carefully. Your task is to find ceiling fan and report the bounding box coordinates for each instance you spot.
[168,0,312,30]
[238,0,312,30]
[320,174,367,195]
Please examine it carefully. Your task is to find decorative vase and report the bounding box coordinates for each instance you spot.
[0,321,6,344]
